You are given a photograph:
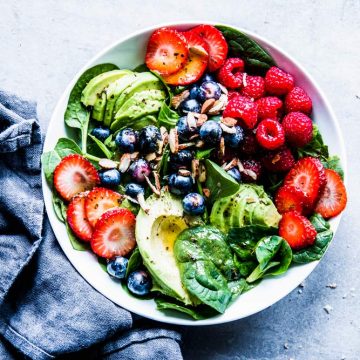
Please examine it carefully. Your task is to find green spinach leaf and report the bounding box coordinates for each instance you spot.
[65,222,89,251]
[52,193,67,223]
[125,247,143,278]
[323,155,344,180]
[216,25,276,72]
[132,63,148,72]
[195,148,214,160]
[297,125,329,160]
[292,214,333,263]
[98,257,108,273]
[54,137,82,157]
[158,102,180,129]
[88,134,113,159]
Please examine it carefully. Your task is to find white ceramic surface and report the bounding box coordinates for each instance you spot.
[41,22,346,326]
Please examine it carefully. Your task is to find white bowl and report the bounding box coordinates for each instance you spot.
[42,22,346,326]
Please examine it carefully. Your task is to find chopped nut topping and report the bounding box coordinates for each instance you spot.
[203,188,211,198]
[169,128,179,153]
[171,90,190,109]
[99,158,118,169]
[178,142,196,150]
[187,112,197,129]
[191,159,199,179]
[201,98,216,114]
[221,117,237,127]
[144,174,160,196]
[145,152,157,162]
[218,83,228,95]
[118,153,131,173]
[220,122,237,134]
[199,163,207,183]
[178,169,191,177]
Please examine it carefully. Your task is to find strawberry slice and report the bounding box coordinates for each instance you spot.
[183,30,209,53]
[315,169,347,219]
[91,208,136,258]
[162,46,208,85]
[279,211,317,250]
[284,157,325,208]
[275,185,305,214]
[145,27,189,76]
[67,192,93,242]
[188,25,228,72]
[85,187,124,227]
[54,154,100,201]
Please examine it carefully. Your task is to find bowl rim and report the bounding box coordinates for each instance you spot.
[42,21,346,326]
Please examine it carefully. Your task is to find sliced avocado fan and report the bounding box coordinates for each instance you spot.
[92,92,107,122]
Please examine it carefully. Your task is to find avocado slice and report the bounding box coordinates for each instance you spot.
[113,72,163,116]
[81,69,132,107]
[103,72,137,127]
[136,192,200,305]
[92,91,107,121]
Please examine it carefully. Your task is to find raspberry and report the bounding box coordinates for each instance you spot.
[262,146,295,172]
[285,86,312,114]
[282,112,313,148]
[256,119,285,150]
[217,58,245,89]
[265,66,294,95]
[240,159,263,182]
[241,74,265,99]
[239,131,261,155]
[256,96,283,120]
[227,90,241,101]
[223,96,258,129]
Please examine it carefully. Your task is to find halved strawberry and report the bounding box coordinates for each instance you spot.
[91,208,136,258]
[85,187,123,227]
[67,192,93,242]
[284,157,324,209]
[183,30,209,53]
[315,169,347,219]
[145,27,189,76]
[188,25,228,72]
[275,185,305,214]
[54,154,100,201]
[162,47,208,85]
[279,211,317,250]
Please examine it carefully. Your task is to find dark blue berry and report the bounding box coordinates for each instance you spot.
[198,81,222,102]
[168,173,194,195]
[125,183,144,198]
[180,99,201,115]
[182,193,206,215]
[99,169,121,187]
[227,167,242,183]
[129,159,151,183]
[189,85,200,99]
[223,126,244,148]
[115,128,138,153]
[91,126,111,142]
[199,120,222,145]
[127,270,152,296]
[138,125,161,153]
[107,256,128,279]
[170,150,194,170]
[201,73,215,83]
[176,116,198,141]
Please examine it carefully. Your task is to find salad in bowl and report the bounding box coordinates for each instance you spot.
[42,24,347,321]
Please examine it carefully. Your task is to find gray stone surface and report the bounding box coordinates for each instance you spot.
[1,0,359,359]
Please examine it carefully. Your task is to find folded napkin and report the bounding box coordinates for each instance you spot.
[0,90,182,360]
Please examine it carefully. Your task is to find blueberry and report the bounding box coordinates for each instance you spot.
[201,73,215,83]
[182,193,206,216]
[125,183,145,198]
[170,150,194,170]
[168,173,194,195]
[91,126,111,142]
[198,81,222,102]
[107,256,128,279]
[99,169,121,187]
[127,270,152,296]
[176,116,198,141]
[189,85,200,99]
[199,121,222,145]
[115,128,138,153]
[180,99,201,115]
[129,159,151,183]
[138,125,162,153]
[227,167,242,183]
[223,126,245,148]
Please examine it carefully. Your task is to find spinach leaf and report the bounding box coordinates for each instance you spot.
[174,226,239,313]
[195,148,214,160]
[54,137,82,157]
[125,247,143,278]
[246,236,292,283]
[88,134,113,159]
[292,214,333,264]
[297,125,329,160]
[158,145,170,177]
[158,102,179,129]
[172,85,188,95]
[205,159,239,201]
[98,257,108,273]
[132,63,148,72]
[52,193,67,223]
[155,297,217,320]
[64,63,119,152]
[216,25,276,72]
[228,278,250,303]
[323,155,344,180]
[65,222,89,251]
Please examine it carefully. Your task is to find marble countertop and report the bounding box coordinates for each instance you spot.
[1,1,359,359]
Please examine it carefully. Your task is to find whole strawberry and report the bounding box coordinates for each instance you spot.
[241,74,265,99]
[285,86,312,114]
[217,58,245,89]
[256,96,283,120]
[265,66,294,95]
[282,112,313,148]
[262,146,295,172]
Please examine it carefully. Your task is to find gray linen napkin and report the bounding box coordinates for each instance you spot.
[0,90,182,360]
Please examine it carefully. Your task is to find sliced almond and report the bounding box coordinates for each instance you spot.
[155,155,163,162]
[203,188,211,198]
[178,169,191,177]
[123,194,139,204]
[195,114,208,126]
[199,162,207,183]
[221,117,237,127]
[219,94,228,110]
[201,98,216,114]
[218,83,228,95]
[220,122,237,134]
[169,128,179,154]
[242,168,257,181]
[190,45,209,57]
[218,137,225,159]
[160,126,169,145]
[99,158,118,169]
[129,152,139,160]
[195,140,205,148]
[145,152,157,162]
[156,140,164,155]
[144,174,160,196]
[178,142,195,150]
[189,134,200,140]
[272,154,281,164]
[223,158,239,171]
[137,193,150,214]
[207,99,222,115]
[118,153,131,173]
[187,112,197,129]
[171,90,190,109]
[191,159,200,179]
[237,159,245,172]
[153,171,161,191]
